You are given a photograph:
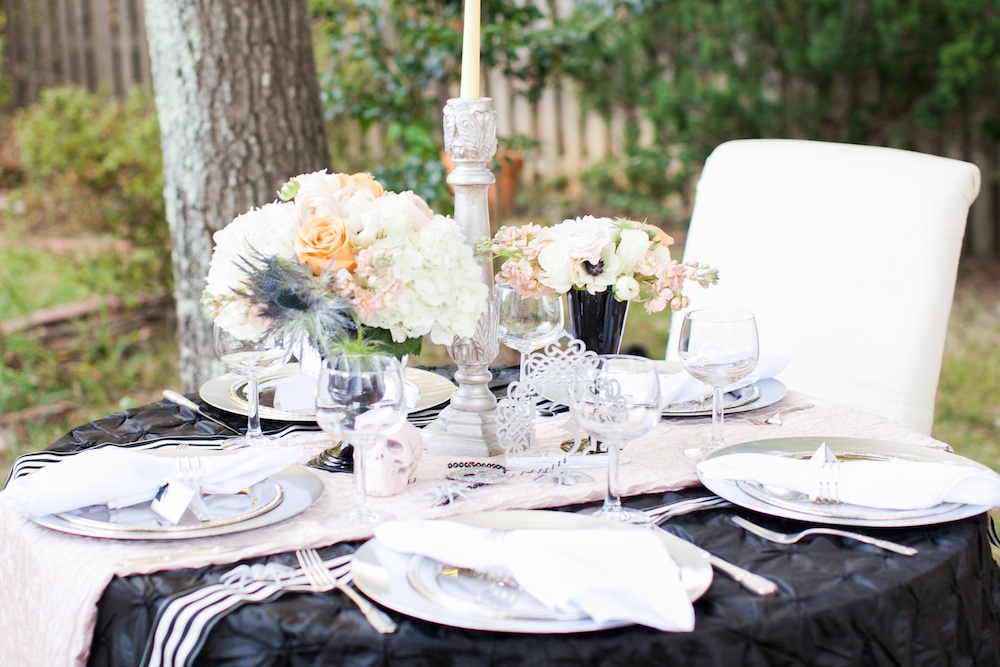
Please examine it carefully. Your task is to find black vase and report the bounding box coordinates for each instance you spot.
[567,289,630,355]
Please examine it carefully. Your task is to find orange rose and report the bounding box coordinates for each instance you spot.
[295,215,355,276]
[338,172,384,199]
[641,222,674,248]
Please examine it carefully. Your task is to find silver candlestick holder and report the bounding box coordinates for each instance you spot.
[423,97,501,457]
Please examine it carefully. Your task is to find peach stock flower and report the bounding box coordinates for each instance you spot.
[295,215,355,275]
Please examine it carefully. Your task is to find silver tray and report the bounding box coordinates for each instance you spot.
[698,436,993,527]
[199,363,457,422]
[351,510,712,633]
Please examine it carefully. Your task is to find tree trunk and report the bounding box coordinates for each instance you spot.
[143,0,330,391]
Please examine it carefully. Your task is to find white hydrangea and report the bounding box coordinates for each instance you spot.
[356,215,487,344]
[203,200,298,338]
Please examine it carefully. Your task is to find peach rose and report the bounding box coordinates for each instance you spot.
[339,172,384,199]
[295,215,355,275]
[641,223,675,248]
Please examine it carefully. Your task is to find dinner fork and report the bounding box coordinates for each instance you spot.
[643,496,733,525]
[746,403,814,426]
[731,516,917,556]
[295,549,398,634]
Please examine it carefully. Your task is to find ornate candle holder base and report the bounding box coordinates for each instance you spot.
[422,408,500,457]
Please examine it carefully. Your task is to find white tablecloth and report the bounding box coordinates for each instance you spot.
[0,391,949,667]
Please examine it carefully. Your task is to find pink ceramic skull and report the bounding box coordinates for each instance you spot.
[363,421,423,497]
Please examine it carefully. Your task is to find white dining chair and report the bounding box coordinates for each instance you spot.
[666,138,981,434]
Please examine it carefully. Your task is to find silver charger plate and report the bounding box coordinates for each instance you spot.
[199,364,457,422]
[698,436,994,528]
[54,479,284,533]
[661,379,788,417]
[33,452,324,540]
[351,510,713,634]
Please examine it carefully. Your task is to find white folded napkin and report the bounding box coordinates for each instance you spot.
[659,353,790,408]
[0,446,302,519]
[374,519,695,632]
[697,449,1000,510]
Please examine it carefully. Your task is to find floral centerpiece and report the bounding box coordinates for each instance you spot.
[481,215,717,312]
[202,170,488,357]
[479,215,717,354]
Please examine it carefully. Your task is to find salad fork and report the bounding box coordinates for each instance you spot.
[295,549,398,634]
[746,403,814,426]
[732,516,917,556]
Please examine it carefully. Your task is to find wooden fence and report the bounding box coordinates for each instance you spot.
[2,0,997,260]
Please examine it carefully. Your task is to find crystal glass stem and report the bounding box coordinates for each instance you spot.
[603,438,624,514]
[245,376,263,440]
[350,436,376,523]
[709,385,726,449]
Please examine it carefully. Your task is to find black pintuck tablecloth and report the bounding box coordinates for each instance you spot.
[46,378,1000,667]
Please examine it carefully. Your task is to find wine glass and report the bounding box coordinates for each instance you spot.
[678,308,759,458]
[213,324,292,447]
[496,283,565,383]
[570,355,661,523]
[314,354,407,524]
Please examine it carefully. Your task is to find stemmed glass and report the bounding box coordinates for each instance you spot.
[496,283,565,384]
[213,324,292,447]
[570,355,661,523]
[314,354,407,524]
[678,308,759,459]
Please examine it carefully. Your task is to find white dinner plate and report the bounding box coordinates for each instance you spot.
[351,510,713,633]
[32,454,324,540]
[199,364,457,422]
[698,437,994,528]
[661,378,787,417]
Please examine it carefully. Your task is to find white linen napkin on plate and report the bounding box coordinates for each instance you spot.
[374,519,695,632]
[659,353,790,408]
[697,449,1000,510]
[0,445,302,518]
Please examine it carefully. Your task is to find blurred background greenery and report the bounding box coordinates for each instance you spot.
[1,0,999,479]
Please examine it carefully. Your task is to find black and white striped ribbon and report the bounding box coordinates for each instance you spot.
[141,554,353,667]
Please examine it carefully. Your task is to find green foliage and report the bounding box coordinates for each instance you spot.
[547,0,1000,207]
[12,86,169,265]
[308,0,551,212]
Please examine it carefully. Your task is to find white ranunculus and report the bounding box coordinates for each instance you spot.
[613,275,641,301]
[536,240,581,293]
[291,170,344,224]
[615,228,653,274]
[540,216,614,264]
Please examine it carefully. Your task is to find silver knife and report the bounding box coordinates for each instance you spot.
[162,390,242,435]
[660,528,778,596]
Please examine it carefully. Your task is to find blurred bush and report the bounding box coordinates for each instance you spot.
[11,86,169,280]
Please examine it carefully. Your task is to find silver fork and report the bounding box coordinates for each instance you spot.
[732,516,917,556]
[643,496,733,525]
[294,549,398,634]
[746,403,814,426]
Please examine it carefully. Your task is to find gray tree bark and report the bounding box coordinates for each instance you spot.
[143,0,330,391]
